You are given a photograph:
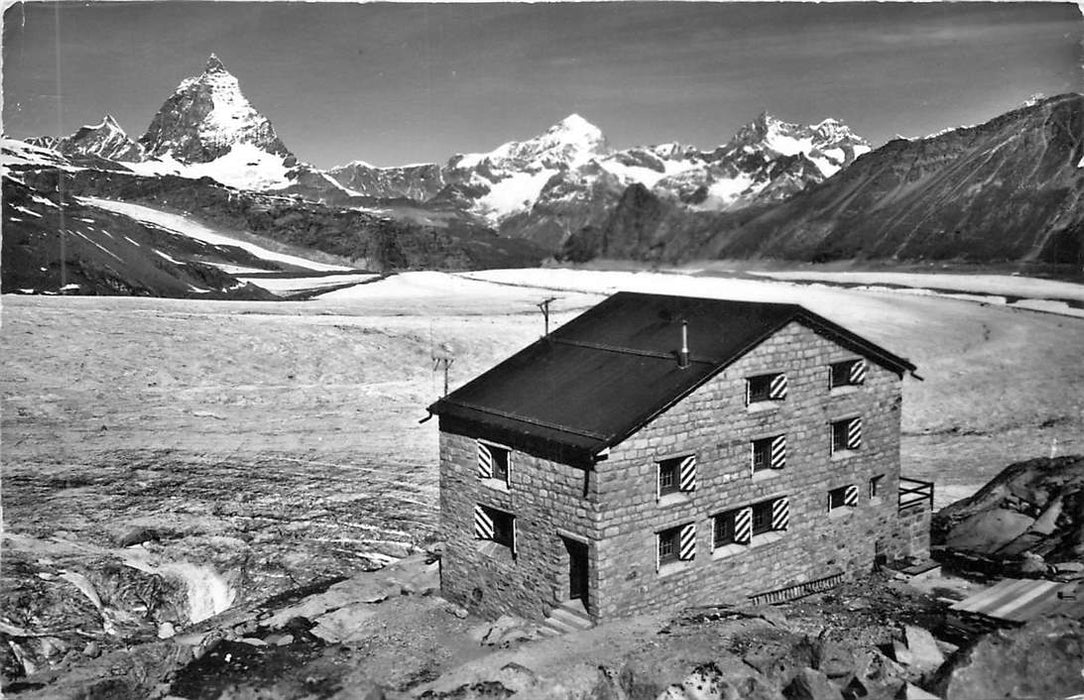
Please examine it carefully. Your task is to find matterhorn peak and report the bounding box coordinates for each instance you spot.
[138,55,294,164]
[204,53,228,74]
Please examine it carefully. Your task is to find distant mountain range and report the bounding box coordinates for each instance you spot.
[4,54,1082,298]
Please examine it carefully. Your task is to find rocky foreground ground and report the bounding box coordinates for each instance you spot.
[4,549,1084,700]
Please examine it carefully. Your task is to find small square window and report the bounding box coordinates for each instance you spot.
[747,372,787,404]
[828,485,858,512]
[657,522,695,567]
[752,435,786,473]
[474,504,516,551]
[713,511,737,548]
[830,359,867,388]
[478,441,511,484]
[869,475,885,500]
[752,500,774,536]
[658,455,696,497]
[831,417,862,454]
[658,526,679,565]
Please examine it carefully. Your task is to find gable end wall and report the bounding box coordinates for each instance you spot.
[594,321,904,620]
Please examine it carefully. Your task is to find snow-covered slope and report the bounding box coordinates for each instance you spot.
[81,197,353,273]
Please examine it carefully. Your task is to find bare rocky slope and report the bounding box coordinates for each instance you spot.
[932,455,1084,578]
[564,93,1084,266]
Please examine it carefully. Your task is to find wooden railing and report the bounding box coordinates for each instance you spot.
[899,476,934,512]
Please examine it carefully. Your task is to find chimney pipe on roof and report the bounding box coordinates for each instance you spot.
[679,320,690,369]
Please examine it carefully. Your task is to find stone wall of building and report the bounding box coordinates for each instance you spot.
[884,503,933,562]
[593,321,906,621]
[438,428,598,622]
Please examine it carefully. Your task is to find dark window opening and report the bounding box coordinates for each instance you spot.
[830,359,866,388]
[491,447,510,482]
[869,475,884,499]
[752,500,773,536]
[658,455,695,496]
[658,460,678,496]
[831,417,861,454]
[713,511,736,548]
[828,485,857,511]
[476,504,516,550]
[752,435,784,472]
[747,372,786,404]
[658,526,680,565]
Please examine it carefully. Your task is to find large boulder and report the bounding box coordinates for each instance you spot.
[932,617,1084,700]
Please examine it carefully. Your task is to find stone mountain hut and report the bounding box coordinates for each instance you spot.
[427,292,932,625]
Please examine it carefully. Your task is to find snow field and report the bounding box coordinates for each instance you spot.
[79,196,354,273]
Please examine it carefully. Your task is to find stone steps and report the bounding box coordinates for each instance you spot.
[541,600,594,637]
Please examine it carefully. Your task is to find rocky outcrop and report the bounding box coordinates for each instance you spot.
[932,617,1084,700]
[932,455,1084,578]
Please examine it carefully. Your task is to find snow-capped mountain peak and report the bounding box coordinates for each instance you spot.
[137,54,294,165]
[28,113,146,162]
[204,53,228,74]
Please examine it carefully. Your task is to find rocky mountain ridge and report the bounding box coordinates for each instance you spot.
[563,93,1084,266]
[324,111,872,248]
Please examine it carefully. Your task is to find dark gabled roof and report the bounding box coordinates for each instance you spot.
[429,292,915,464]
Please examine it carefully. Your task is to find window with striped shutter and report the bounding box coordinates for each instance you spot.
[828,485,859,512]
[474,504,516,551]
[657,522,695,568]
[477,440,511,484]
[752,435,786,472]
[831,417,862,454]
[714,496,789,553]
[658,454,696,497]
[747,372,788,404]
[830,359,867,388]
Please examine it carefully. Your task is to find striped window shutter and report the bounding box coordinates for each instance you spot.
[477,442,493,478]
[473,505,493,540]
[679,523,696,561]
[849,359,867,384]
[772,497,790,530]
[679,455,696,491]
[734,507,753,545]
[769,373,788,399]
[844,484,859,506]
[847,417,863,450]
[771,435,786,469]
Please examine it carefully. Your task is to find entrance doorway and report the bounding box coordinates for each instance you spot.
[564,538,589,605]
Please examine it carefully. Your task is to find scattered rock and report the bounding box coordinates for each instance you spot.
[784,668,844,700]
[898,683,941,699]
[82,641,100,658]
[157,621,176,639]
[445,603,469,619]
[118,526,161,548]
[1054,561,1084,574]
[814,637,856,681]
[495,662,538,693]
[1018,551,1047,575]
[309,602,381,643]
[902,626,944,673]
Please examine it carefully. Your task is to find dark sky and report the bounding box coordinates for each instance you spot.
[3,2,1081,168]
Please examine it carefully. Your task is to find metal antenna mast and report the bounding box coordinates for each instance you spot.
[537,297,558,336]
